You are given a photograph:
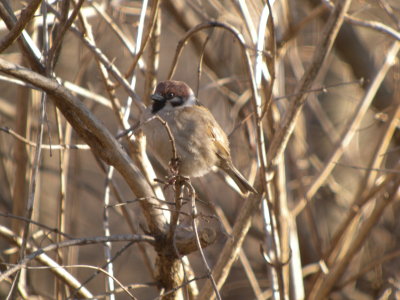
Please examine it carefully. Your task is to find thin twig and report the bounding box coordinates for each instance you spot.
[196,30,213,96]
[165,21,263,300]
[124,0,161,80]
[69,241,137,299]
[305,41,400,203]
[0,0,43,72]
[122,0,150,127]
[103,167,116,300]
[322,0,400,41]
[15,264,137,300]
[11,27,49,297]
[0,0,41,53]
[45,4,146,112]
[267,0,352,165]
[308,174,400,300]
[91,2,136,55]
[184,181,221,300]
[0,58,167,236]
[0,74,113,108]
[48,0,85,68]
[213,205,264,300]
[0,126,90,149]
[254,4,286,300]
[155,275,208,300]
[0,212,73,239]
[93,282,156,299]
[0,232,155,282]
[337,249,400,289]
[143,115,179,172]
[0,225,93,298]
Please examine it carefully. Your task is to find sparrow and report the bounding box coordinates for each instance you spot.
[141,80,256,194]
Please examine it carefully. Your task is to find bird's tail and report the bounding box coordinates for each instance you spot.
[222,163,257,195]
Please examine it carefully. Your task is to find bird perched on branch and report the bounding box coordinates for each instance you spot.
[141,80,256,195]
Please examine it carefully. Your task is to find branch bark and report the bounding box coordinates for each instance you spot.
[0,58,167,236]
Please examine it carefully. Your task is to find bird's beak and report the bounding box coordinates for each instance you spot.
[151,93,165,102]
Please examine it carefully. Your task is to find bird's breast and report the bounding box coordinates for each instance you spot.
[141,107,220,177]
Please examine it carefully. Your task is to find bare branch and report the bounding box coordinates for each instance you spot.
[0,58,167,236]
[0,0,41,53]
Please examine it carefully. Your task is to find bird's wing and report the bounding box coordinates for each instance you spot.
[201,109,231,161]
[207,123,229,155]
[182,105,231,159]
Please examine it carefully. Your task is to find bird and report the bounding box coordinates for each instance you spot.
[141,80,256,194]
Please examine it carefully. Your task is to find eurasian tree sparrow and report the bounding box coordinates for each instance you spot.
[141,80,256,194]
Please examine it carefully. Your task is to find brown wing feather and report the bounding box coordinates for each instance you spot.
[190,106,229,158]
[182,106,256,194]
[206,122,230,160]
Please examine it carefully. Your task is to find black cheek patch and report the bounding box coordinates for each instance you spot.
[151,101,166,113]
[170,97,184,107]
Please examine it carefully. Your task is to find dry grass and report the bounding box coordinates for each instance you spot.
[0,0,399,299]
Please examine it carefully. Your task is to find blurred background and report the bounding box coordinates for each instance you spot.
[0,0,399,299]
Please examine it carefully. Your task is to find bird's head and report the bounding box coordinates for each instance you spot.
[151,80,197,113]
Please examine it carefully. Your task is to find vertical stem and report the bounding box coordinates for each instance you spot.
[11,86,29,263]
[103,167,116,300]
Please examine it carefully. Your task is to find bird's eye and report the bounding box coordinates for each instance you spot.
[166,92,175,99]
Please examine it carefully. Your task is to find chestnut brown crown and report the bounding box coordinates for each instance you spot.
[151,80,197,113]
[154,80,192,98]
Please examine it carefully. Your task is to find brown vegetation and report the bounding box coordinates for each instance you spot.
[0,0,399,299]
